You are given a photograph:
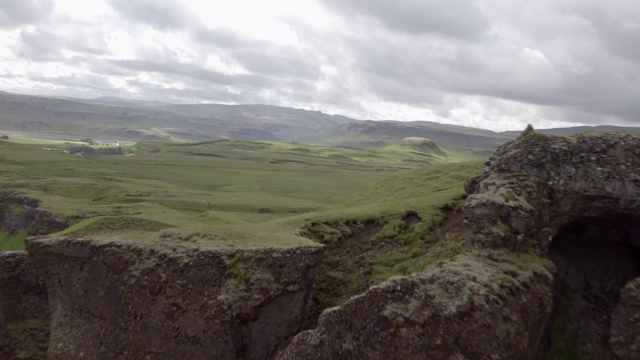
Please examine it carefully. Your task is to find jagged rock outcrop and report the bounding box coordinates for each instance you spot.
[0,191,67,236]
[464,129,640,253]
[279,251,554,359]
[462,129,640,358]
[0,252,49,360]
[25,235,323,360]
[280,129,640,359]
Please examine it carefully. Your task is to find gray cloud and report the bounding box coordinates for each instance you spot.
[0,0,54,28]
[17,28,60,61]
[316,0,640,126]
[231,48,322,79]
[318,0,490,38]
[16,27,110,63]
[109,59,269,87]
[106,0,193,31]
[191,26,264,49]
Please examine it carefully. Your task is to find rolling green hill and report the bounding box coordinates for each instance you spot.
[307,120,515,150]
[0,137,482,249]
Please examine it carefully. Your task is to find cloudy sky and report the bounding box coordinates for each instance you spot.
[1,0,639,131]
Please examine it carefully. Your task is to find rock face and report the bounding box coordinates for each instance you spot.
[463,129,640,358]
[464,129,640,254]
[0,251,50,360]
[610,279,640,359]
[279,252,554,360]
[280,129,640,359]
[25,236,323,360]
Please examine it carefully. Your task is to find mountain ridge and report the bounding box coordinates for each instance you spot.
[1,92,640,149]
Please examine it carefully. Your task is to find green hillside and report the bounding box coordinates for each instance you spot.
[307,120,515,150]
[0,138,483,249]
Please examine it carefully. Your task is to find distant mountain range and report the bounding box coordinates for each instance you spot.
[1,92,639,150]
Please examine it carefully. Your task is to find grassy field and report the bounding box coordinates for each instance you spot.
[0,137,484,249]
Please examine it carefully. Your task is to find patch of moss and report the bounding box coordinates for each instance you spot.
[217,252,281,315]
[546,291,585,360]
[493,218,511,237]
[0,230,28,251]
[7,319,49,360]
[370,219,407,244]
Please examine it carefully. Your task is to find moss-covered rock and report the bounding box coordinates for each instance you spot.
[278,250,554,359]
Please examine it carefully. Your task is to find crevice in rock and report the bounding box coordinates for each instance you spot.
[546,215,640,359]
[1,192,68,238]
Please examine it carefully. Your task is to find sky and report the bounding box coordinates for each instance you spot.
[1,0,640,131]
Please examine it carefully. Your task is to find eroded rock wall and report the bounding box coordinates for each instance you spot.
[26,236,323,360]
[0,251,49,360]
[462,129,640,358]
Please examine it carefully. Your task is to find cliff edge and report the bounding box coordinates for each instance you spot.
[25,236,323,360]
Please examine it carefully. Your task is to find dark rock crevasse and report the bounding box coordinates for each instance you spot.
[547,216,640,359]
[0,191,67,236]
[25,236,323,360]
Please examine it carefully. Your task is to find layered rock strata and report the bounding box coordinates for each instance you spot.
[26,236,323,360]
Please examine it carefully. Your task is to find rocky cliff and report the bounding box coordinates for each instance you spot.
[25,236,323,360]
[464,126,640,254]
[279,251,554,359]
[280,129,640,359]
